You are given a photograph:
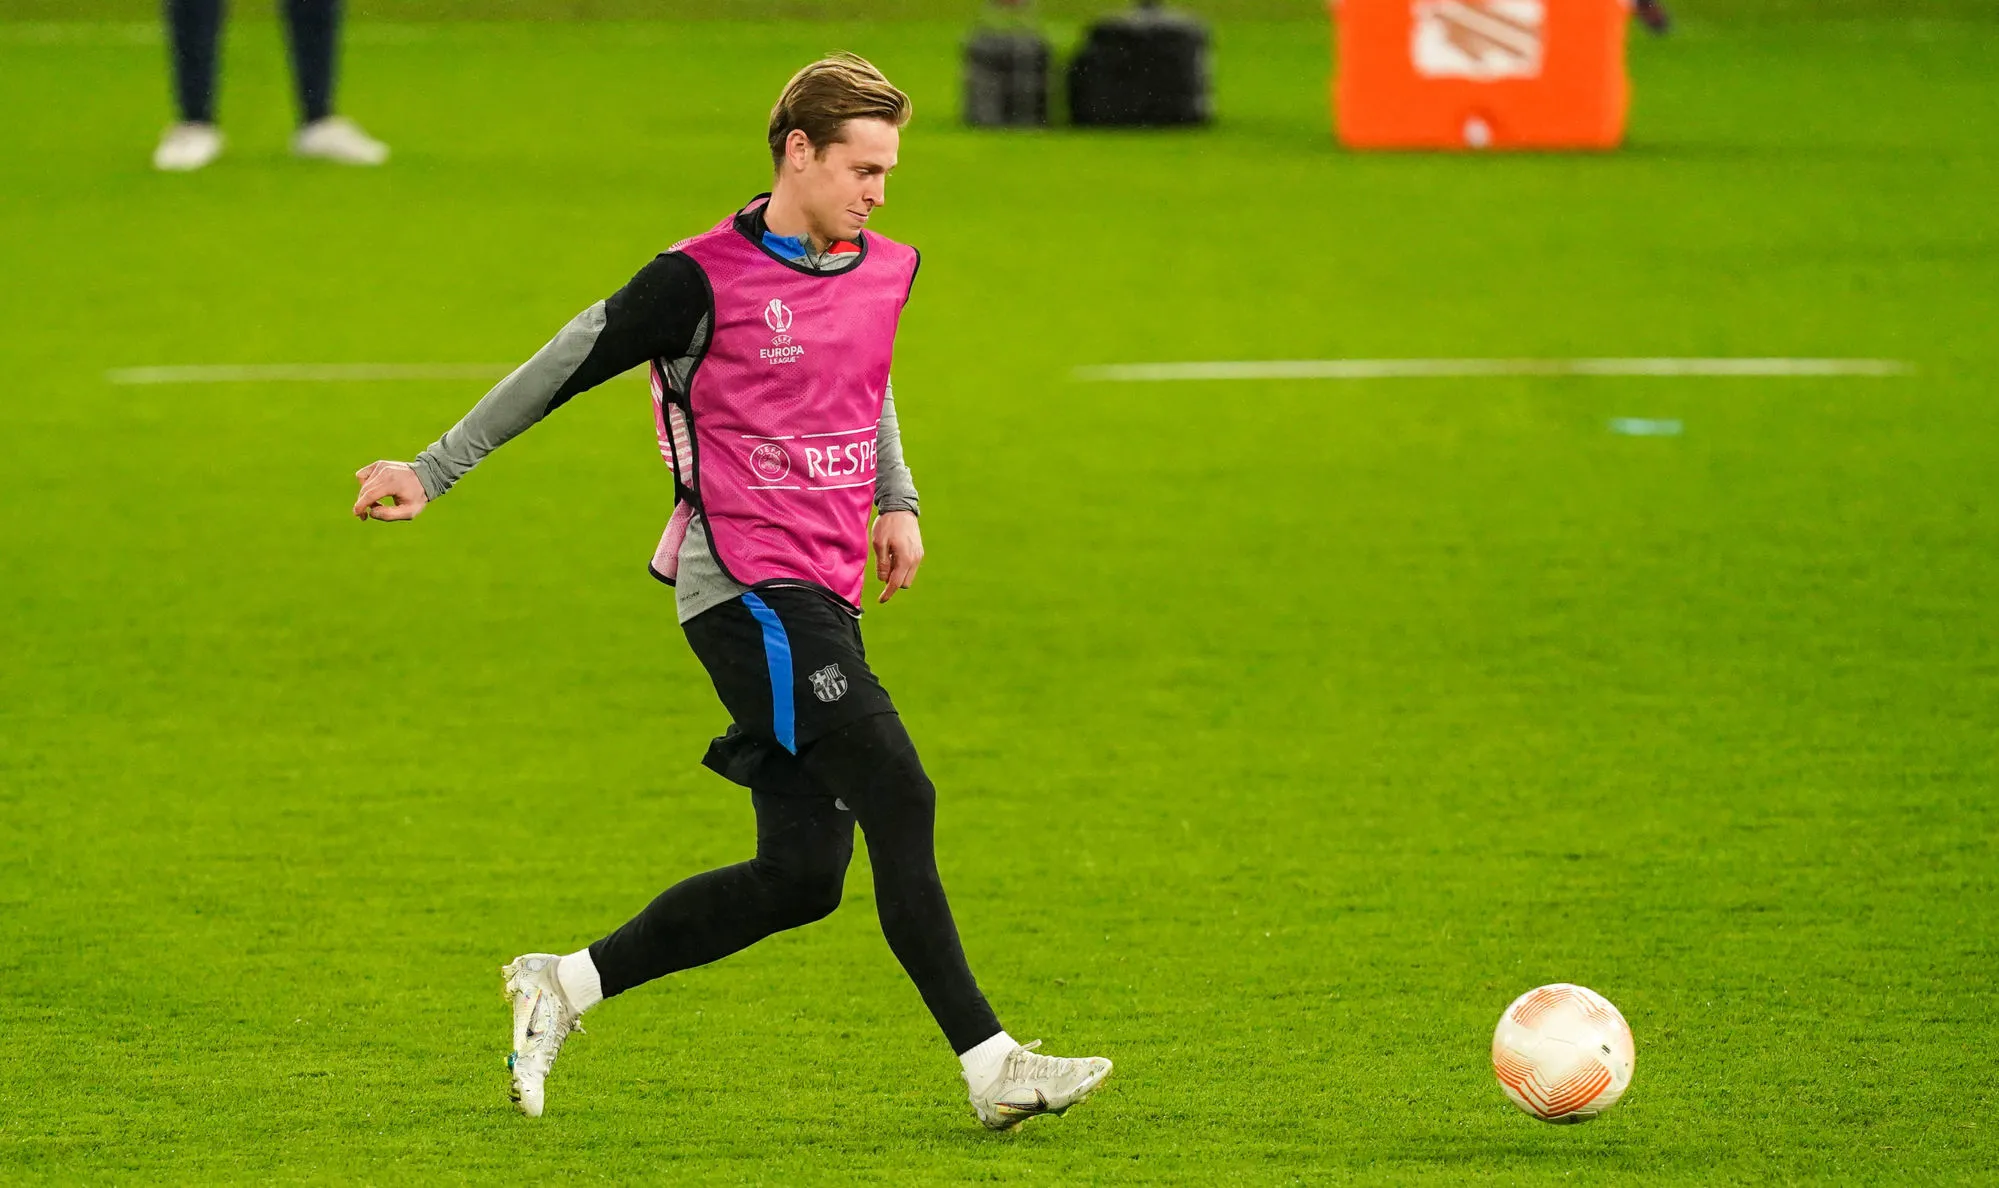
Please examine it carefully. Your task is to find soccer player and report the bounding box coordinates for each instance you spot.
[350,54,1111,1131]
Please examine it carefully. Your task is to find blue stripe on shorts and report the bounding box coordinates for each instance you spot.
[740,592,795,753]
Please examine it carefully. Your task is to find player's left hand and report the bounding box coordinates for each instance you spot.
[871,510,923,604]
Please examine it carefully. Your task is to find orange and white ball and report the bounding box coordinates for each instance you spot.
[1491,983,1635,1124]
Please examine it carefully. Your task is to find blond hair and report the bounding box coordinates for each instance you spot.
[767,53,912,169]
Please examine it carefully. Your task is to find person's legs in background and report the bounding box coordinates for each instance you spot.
[281,0,337,125]
[155,0,227,170]
[284,0,391,165]
[166,0,224,124]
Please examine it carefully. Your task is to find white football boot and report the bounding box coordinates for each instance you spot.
[292,116,390,165]
[503,953,584,1117]
[153,123,223,172]
[967,1041,1113,1131]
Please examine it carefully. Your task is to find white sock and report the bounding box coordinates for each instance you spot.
[555,949,603,1014]
[958,1030,1018,1092]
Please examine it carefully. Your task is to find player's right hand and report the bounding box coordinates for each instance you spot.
[352,460,430,522]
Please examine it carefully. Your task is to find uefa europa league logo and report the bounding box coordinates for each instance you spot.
[758,297,802,362]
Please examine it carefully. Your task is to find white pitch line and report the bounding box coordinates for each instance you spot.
[105,363,514,385]
[1072,358,1913,382]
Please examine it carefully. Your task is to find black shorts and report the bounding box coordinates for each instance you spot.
[681,586,896,795]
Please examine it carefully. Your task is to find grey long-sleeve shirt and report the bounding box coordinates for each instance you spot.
[412,239,917,623]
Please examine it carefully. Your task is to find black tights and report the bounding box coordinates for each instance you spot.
[589,713,1004,1055]
[165,0,341,125]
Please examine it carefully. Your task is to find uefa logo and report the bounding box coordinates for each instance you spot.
[749,442,792,482]
[763,298,794,334]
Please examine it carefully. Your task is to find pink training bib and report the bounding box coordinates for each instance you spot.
[649,197,918,611]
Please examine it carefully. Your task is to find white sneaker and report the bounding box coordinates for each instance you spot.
[503,953,584,1117]
[967,1040,1113,1131]
[153,123,223,172]
[292,116,389,166]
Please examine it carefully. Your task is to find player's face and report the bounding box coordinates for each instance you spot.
[801,118,898,243]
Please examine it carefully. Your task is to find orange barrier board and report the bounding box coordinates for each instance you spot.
[1332,0,1629,150]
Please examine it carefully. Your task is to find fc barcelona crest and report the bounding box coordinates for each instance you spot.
[809,663,849,703]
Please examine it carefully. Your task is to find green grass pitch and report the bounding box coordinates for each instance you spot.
[2,13,1995,1183]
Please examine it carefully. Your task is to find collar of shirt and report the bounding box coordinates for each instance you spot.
[742,200,862,271]
[761,228,861,269]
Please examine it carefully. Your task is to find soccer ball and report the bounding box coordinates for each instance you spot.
[1491,983,1635,1124]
